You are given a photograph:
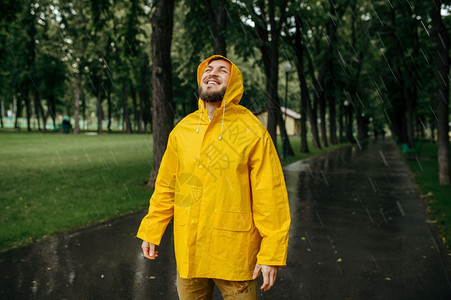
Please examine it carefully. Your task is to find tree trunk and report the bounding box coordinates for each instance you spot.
[31,94,36,130]
[138,92,144,133]
[140,54,151,133]
[328,93,337,145]
[294,18,309,153]
[346,107,353,142]
[74,71,81,134]
[81,86,86,130]
[313,53,327,147]
[147,0,175,188]
[136,82,143,133]
[338,101,344,143]
[430,116,436,143]
[328,58,337,145]
[262,41,279,147]
[97,88,103,134]
[299,84,309,153]
[205,0,227,56]
[49,94,57,129]
[107,90,112,132]
[356,107,365,140]
[410,26,420,143]
[0,101,3,127]
[319,0,349,146]
[344,92,354,142]
[432,0,450,185]
[260,44,276,143]
[14,95,21,129]
[131,84,139,132]
[38,95,47,132]
[122,81,132,134]
[346,2,360,144]
[418,115,425,139]
[24,90,31,132]
[255,0,290,154]
[33,89,41,130]
[318,91,328,147]
[315,34,328,147]
[0,102,3,128]
[306,49,322,149]
[325,3,341,146]
[406,73,416,148]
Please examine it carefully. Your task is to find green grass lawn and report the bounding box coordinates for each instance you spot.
[0,131,154,251]
[0,131,348,251]
[405,141,451,248]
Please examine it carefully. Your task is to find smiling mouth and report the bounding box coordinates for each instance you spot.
[207,80,219,85]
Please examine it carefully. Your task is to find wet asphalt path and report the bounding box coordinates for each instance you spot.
[1,139,450,299]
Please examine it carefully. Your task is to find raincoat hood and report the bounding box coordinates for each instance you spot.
[196,55,243,110]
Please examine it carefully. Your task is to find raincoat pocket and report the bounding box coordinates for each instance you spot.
[212,210,252,232]
[209,210,258,267]
[174,206,187,226]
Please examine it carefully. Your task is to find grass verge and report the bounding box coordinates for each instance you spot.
[0,131,348,251]
[404,141,451,249]
[0,131,154,251]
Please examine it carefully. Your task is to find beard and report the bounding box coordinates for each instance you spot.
[198,85,226,103]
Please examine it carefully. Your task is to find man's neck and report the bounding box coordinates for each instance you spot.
[205,101,222,121]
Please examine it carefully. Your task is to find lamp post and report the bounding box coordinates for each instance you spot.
[282,61,291,159]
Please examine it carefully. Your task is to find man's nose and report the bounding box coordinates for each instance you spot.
[207,73,219,80]
[210,68,220,76]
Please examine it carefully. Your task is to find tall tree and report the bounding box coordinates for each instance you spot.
[87,0,112,134]
[128,0,146,133]
[183,0,227,56]
[240,0,294,156]
[59,0,90,134]
[139,53,152,132]
[204,0,227,55]
[292,15,310,153]
[315,0,349,146]
[369,1,420,145]
[342,0,366,143]
[305,45,322,148]
[18,0,38,132]
[0,0,22,126]
[147,0,175,188]
[431,0,450,185]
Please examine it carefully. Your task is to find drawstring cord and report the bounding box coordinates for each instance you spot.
[196,105,203,133]
[219,99,225,140]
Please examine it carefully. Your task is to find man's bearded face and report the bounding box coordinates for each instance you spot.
[198,59,231,103]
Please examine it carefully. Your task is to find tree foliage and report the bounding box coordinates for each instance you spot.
[1,0,449,183]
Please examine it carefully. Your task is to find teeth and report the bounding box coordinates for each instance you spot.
[207,81,218,85]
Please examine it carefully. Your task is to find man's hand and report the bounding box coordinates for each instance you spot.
[252,264,278,292]
[141,240,158,260]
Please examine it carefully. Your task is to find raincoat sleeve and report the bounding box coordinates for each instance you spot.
[249,131,291,266]
[137,133,178,246]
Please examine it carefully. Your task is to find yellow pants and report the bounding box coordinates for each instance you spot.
[177,273,257,300]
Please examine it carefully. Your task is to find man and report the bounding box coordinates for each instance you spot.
[137,55,290,299]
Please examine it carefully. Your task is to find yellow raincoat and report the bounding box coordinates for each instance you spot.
[137,55,290,281]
